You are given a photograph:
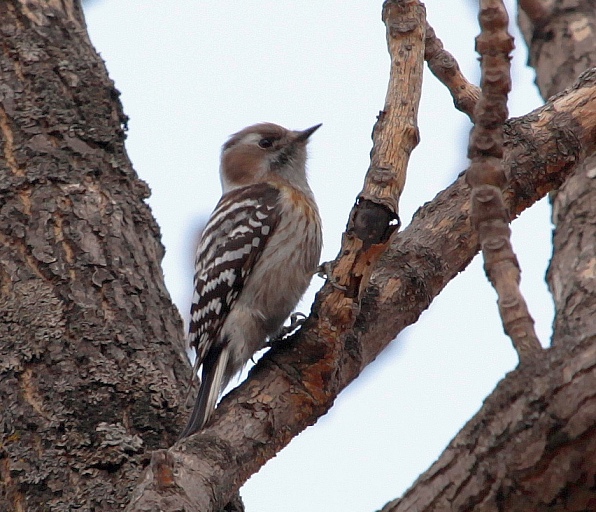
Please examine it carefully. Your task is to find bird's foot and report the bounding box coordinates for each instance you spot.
[267,312,307,347]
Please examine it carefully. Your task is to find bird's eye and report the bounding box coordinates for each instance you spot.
[258,137,274,149]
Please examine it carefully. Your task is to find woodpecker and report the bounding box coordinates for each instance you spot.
[179,122,323,438]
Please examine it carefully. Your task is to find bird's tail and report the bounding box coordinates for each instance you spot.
[178,345,229,439]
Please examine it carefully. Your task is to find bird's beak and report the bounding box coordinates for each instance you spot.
[294,123,322,143]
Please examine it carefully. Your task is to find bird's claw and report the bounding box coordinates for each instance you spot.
[268,312,307,346]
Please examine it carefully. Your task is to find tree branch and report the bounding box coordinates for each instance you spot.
[324,0,425,320]
[518,0,553,25]
[380,338,596,511]
[467,0,542,361]
[424,22,480,120]
[126,68,596,511]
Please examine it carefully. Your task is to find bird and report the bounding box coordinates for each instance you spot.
[178,122,323,439]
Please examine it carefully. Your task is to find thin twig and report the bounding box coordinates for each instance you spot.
[466,0,542,363]
[425,21,480,121]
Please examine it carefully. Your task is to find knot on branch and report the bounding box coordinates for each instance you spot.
[352,199,400,250]
[467,159,507,188]
[470,184,510,228]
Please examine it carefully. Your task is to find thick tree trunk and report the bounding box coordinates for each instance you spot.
[519,1,596,347]
[0,2,188,510]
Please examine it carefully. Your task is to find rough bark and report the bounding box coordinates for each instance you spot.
[380,343,595,511]
[0,1,188,510]
[519,0,596,348]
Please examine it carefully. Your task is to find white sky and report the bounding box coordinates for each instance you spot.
[84,2,548,510]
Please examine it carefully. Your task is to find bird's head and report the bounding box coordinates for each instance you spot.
[219,122,321,193]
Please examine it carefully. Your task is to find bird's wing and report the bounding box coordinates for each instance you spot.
[188,182,282,366]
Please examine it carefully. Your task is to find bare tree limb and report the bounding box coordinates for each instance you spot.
[466,0,542,362]
[126,67,596,512]
[324,0,425,313]
[424,22,480,120]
